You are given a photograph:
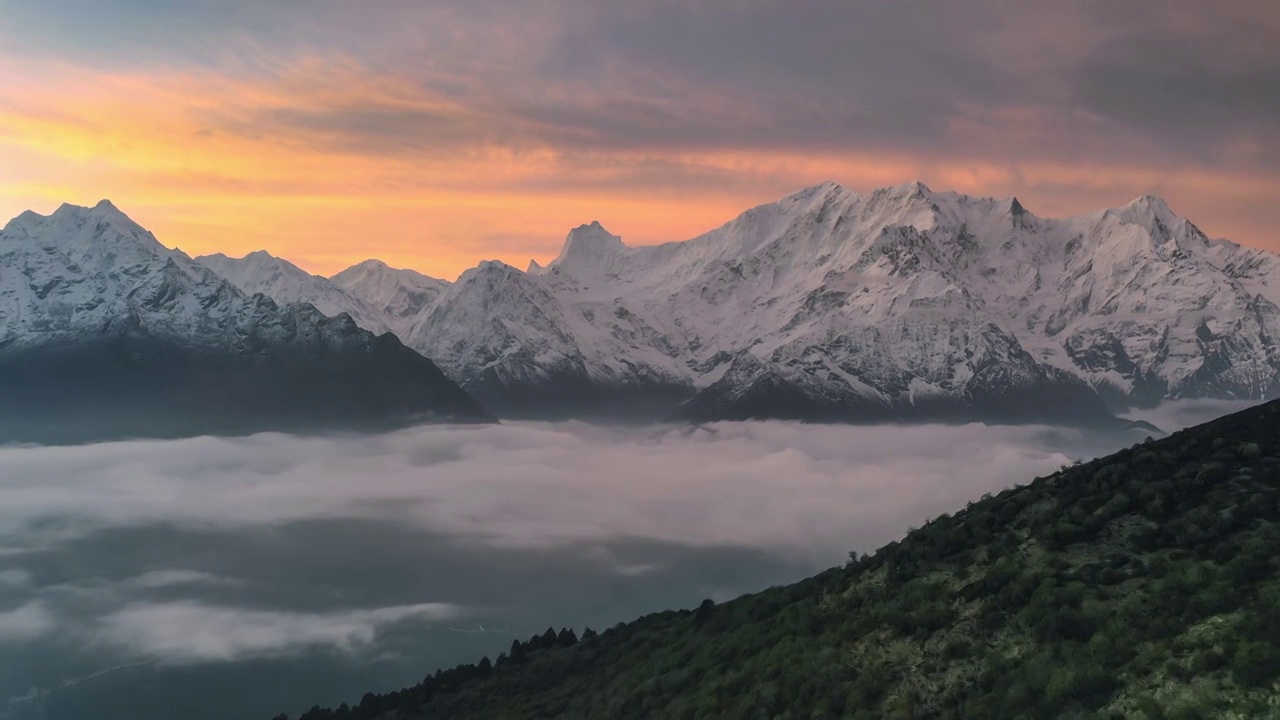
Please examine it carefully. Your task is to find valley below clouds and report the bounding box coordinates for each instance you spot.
[0,414,1219,719]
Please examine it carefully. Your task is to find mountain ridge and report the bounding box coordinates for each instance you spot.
[12,183,1280,426]
[398,181,1279,421]
[0,201,490,443]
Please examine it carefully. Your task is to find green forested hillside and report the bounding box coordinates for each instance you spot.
[288,401,1280,719]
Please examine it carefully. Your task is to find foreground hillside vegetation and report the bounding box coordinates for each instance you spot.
[287,401,1280,719]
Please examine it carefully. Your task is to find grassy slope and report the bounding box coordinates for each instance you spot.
[293,401,1280,720]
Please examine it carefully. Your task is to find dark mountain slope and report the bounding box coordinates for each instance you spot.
[0,309,490,444]
[289,400,1280,719]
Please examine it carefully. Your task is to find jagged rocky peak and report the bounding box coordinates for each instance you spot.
[999,196,1038,231]
[560,220,625,254]
[549,221,630,277]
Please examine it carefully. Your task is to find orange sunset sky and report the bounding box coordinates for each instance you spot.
[2,1,1277,280]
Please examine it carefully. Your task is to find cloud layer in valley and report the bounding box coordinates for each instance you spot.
[0,419,1141,668]
[0,420,1104,559]
[0,414,1234,716]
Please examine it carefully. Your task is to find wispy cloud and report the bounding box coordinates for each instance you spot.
[97,601,464,664]
[0,601,56,642]
[123,570,243,590]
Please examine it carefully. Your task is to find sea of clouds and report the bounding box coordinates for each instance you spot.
[0,405,1250,684]
[0,419,1126,665]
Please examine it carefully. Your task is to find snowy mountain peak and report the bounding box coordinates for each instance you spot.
[329,258,450,335]
[340,258,392,273]
[2,210,46,235]
[563,221,623,251]
[1088,194,1204,251]
[472,259,524,276]
[331,258,444,287]
[51,199,127,221]
[1125,194,1173,213]
[1108,194,1180,227]
[892,179,932,195]
[204,249,287,268]
[0,200,254,351]
[549,221,629,277]
[2,200,172,274]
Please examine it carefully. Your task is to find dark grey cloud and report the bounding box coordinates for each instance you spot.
[7,0,1277,172]
[540,1,1017,142]
[1076,38,1280,167]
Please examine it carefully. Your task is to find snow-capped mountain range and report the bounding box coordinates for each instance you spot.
[194,181,1280,424]
[0,200,487,443]
[6,181,1276,433]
